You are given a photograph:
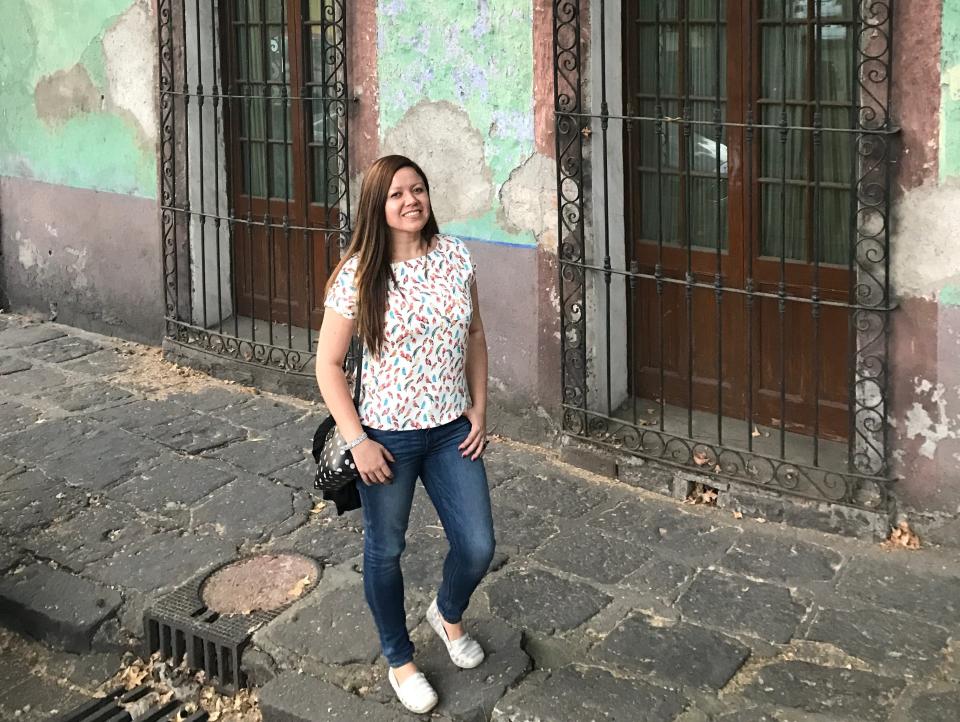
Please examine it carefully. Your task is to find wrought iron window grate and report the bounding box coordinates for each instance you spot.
[159,0,351,374]
[553,0,897,510]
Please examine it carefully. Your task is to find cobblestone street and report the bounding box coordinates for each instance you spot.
[0,313,958,721]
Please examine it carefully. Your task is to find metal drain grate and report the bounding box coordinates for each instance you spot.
[143,555,318,692]
[51,684,208,722]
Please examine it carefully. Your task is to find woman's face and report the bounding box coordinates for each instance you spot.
[384,167,431,238]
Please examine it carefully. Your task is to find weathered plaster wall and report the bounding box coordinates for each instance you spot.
[887,0,960,524]
[0,0,163,341]
[368,0,561,426]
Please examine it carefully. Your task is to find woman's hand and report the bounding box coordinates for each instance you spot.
[459,406,488,461]
[352,439,395,485]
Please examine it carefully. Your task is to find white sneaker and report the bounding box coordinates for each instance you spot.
[426,598,485,669]
[388,667,438,715]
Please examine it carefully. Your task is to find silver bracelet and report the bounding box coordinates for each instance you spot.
[341,431,368,452]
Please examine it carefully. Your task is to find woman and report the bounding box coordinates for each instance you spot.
[315,155,496,714]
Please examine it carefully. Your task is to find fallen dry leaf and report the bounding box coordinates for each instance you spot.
[752,426,762,438]
[883,520,921,550]
[309,500,327,515]
[733,510,743,519]
[287,575,313,598]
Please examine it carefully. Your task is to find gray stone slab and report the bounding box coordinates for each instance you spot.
[837,555,960,625]
[0,364,69,394]
[259,671,424,722]
[491,503,559,554]
[0,324,66,349]
[269,457,315,490]
[164,385,253,411]
[40,428,165,490]
[59,348,139,376]
[0,400,41,434]
[0,455,21,479]
[204,438,305,476]
[0,469,85,535]
[214,396,303,431]
[192,478,306,543]
[485,568,612,634]
[491,472,608,519]
[269,521,364,565]
[621,557,695,602]
[24,506,164,572]
[491,665,687,722]
[90,398,193,433]
[742,660,904,721]
[27,336,103,362]
[263,584,381,665]
[905,690,960,722]
[596,613,751,689]
[712,708,779,722]
[0,355,31,375]
[0,563,122,652]
[0,417,98,463]
[721,536,843,584]
[534,525,654,584]
[143,412,247,453]
[594,501,741,565]
[805,606,949,675]
[482,444,541,486]
[84,531,236,594]
[267,414,323,447]
[676,570,804,644]
[33,381,133,412]
[109,454,237,512]
[0,675,89,722]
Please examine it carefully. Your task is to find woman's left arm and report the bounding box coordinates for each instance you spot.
[460,281,489,460]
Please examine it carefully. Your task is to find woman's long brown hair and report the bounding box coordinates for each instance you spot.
[326,155,440,357]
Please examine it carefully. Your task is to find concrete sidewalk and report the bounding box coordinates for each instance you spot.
[0,312,958,721]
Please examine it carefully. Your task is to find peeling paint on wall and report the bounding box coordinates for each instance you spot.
[891,180,960,300]
[0,0,156,198]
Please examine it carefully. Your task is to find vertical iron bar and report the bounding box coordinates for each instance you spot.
[243,8,257,344]
[259,0,274,346]
[279,1,292,349]
[630,260,639,426]
[302,9,316,351]
[195,0,209,330]
[812,0,823,466]
[683,0,694,438]
[778,0,788,459]
[746,0,756,452]
[210,0,223,333]
[714,0,723,445]
[181,0,192,327]
[600,0,613,417]
[846,1,860,470]
[655,3,665,433]
[882,1,895,474]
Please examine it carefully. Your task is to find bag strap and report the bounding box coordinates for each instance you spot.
[351,339,364,407]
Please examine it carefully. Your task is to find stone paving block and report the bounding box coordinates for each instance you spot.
[712,708,779,722]
[33,381,133,412]
[0,355,31,375]
[485,568,612,634]
[214,396,303,431]
[85,531,236,595]
[0,416,97,463]
[837,555,960,624]
[164,385,252,411]
[269,521,364,565]
[0,364,70,394]
[0,455,21,479]
[621,557,694,601]
[0,675,89,722]
[192,478,306,543]
[676,570,804,644]
[596,613,751,689]
[0,563,122,652]
[204,438,305,476]
[24,506,164,572]
[0,324,66,349]
[491,665,687,722]
[0,399,41,434]
[534,525,653,584]
[59,348,139,376]
[267,414,322,447]
[142,412,248,454]
[483,444,541,487]
[491,504,559,554]
[90,398,193,433]
[905,690,960,722]
[0,539,25,573]
[268,457,315,490]
[40,427,165,490]
[491,472,608,519]
[720,536,843,583]
[27,335,103,362]
[0,469,85,535]
[805,606,949,675]
[259,671,425,722]
[262,584,381,665]
[742,660,904,721]
[109,454,237,512]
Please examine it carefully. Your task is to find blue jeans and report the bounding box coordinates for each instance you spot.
[357,415,496,668]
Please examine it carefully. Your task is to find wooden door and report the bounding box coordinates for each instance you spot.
[624,0,854,441]
[222,0,340,330]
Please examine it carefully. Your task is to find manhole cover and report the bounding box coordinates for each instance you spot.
[201,553,319,615]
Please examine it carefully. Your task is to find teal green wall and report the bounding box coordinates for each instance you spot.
[377,0,537,246]
[0,0,156,198]
[941,2,960,180]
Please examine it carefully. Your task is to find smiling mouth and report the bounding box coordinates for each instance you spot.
[402,210,422,218]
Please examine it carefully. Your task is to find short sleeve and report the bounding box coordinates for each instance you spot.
[446,235,476,287]
[324,258,358,319]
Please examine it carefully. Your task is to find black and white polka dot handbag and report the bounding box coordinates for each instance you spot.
[312,347,364,493]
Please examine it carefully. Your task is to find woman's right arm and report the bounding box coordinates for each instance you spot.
[315,311,394,484]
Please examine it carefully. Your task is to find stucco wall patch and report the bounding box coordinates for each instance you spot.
[34,64,102,126]
[904,379,959,459]
[891,181,960,300]
[499,152,557,248]
[102,0,158,143]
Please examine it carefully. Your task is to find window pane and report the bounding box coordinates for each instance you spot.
[312,146,331,205]
[761,183,806,260]
[762,25,807,100]
[269,143,292,199]
[818,189,850,264]
[244,142,267,197]
[818,25,852,103]
[761,106,806,182]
